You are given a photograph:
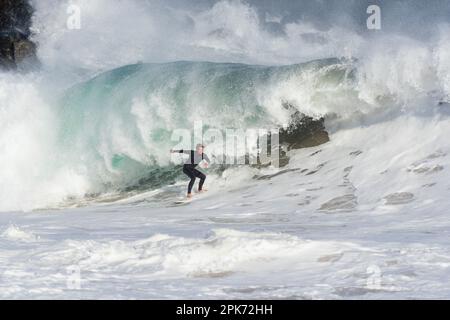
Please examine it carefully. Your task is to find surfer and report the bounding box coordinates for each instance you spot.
[171,144,210,198]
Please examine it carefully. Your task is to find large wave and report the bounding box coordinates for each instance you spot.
[1,54,449,212]
[0,59,347,210]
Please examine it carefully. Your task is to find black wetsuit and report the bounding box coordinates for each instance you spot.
[174,150,210,194]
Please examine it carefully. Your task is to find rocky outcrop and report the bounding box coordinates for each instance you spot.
[279,102,330,150]
[266,102,329,167]
[248,103,330,168]
[0,0,37,70]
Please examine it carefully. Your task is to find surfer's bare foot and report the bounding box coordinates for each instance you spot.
[187,193,193,198]
[198,189,208,193]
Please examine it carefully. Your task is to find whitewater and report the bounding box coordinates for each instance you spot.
[2,0,450,299]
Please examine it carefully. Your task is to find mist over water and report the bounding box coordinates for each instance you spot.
[1,0,450,211]
[29,0,450,71]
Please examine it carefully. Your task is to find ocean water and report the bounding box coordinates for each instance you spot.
[1,0,450,299]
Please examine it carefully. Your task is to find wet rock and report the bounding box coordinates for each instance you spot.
[0,0,37,70]
[239,103,330,168]
[280,102,330,150]
[257,102,330,168]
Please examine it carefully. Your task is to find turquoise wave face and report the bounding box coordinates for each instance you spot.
[55,59,352,192]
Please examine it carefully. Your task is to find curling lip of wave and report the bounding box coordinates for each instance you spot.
[55,58,354,184]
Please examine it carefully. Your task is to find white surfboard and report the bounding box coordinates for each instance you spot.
[173,191,208,205]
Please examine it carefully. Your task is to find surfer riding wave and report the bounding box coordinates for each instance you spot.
[171,144,210,198]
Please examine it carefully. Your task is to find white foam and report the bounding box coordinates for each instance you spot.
[1,225,38,242]
[27,229,359,279]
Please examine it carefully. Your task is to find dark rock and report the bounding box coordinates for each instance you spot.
[0,0,37,70]
[0,36,16,69]
[14,38,36,61]
[279,102,330,150]
[0,0,33,33]
[246,102,330,169]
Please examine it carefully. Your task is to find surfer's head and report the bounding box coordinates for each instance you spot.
[196,143,205,153]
